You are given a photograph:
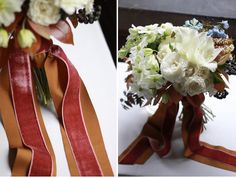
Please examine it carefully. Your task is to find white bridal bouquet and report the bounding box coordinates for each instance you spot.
[119,19,236,172]
[0,0,101,105]
[0,0,101,49]
[119,19,234,108]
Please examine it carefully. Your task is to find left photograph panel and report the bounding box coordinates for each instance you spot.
[0,0,117,176]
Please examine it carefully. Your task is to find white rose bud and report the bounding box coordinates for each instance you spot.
[17,29,36,48]
[28,0,61,26]
[0,29,9,48]
[161,22,174,36]
[184,75,206,96]
[160,52,188,83]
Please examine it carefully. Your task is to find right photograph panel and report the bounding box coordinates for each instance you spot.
[118,0,236,176]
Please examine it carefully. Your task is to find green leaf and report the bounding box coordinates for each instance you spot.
[161,93,169,104]
[211,72,223,84]
[169,43,175,51]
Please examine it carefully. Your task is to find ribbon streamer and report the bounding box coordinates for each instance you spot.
[0,43,113,176]
[182,95,236,172]
[119,93,236,172]
[0,62,32,176]
[119,98,179,164]
[8,46,53,176]
[45,45,105,176]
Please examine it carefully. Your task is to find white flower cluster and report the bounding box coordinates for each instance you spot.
[158,27,222,96]
[0,0,94,27]
[129,39,166,99]
[119,24,163,59]
[122,23,224,98]
[0,0,95,48]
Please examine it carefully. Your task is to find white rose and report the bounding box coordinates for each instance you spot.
[27,0,61,26]
[184,75,206,96]
[160,52,188,83]
[0,0,24,26]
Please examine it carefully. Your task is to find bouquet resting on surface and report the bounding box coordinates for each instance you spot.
[119,18,236,172]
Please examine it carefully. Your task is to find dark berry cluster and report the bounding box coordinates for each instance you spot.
[225,59,236,75]
[78,5,102,24]
[120,91,145,110]
[214,90,229,99]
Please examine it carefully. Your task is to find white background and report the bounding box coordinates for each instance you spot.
[118,62,236,176]
[0,22,117,176]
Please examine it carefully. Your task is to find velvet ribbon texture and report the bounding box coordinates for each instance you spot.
[119,92,236,172]
[0,43,113,176]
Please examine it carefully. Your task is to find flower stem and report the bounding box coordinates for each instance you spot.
[33,67,52,106]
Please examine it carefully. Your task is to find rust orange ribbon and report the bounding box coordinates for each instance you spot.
[0,41,113,176]
[119,92,236,172]
[48,46,103,176]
